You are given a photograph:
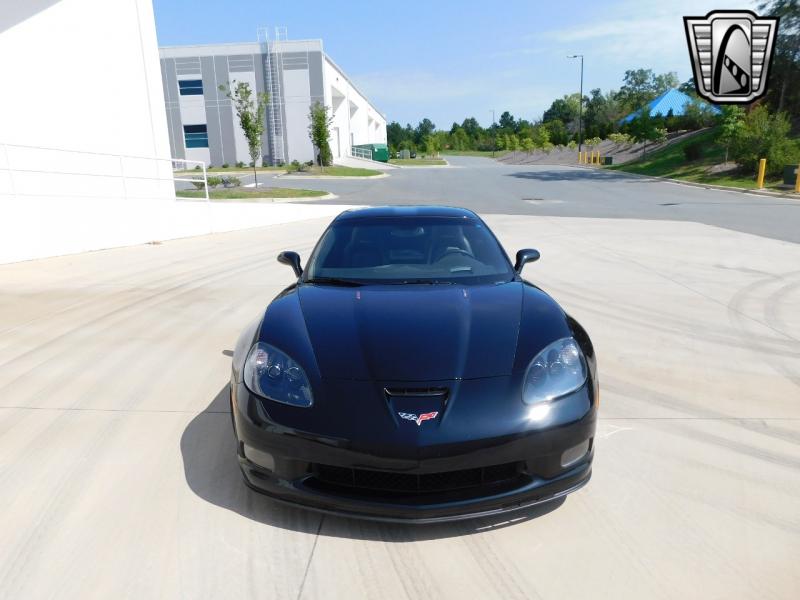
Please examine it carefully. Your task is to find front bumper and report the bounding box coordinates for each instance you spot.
[231,378,596,523]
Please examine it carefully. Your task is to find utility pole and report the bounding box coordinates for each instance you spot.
[568,55,584,153]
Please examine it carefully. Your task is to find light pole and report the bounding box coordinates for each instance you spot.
[568,55,584,154]
[490,109,496,157]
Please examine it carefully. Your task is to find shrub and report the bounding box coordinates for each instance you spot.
[608,132,632,145]
[222,163,229,169]
[566,140,578,151]
[654,128,668,143]
[287,160,301,173]
[730,107,800,176]
[236,161,245,168]
[206,176,223,188]
[222,176,241,187]
[194,165,201,171]
[207,165,213,170]
[191,181,205,190]
[684,141,704,161]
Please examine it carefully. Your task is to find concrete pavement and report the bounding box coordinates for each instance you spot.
[1,208,798,598]
[248,155,800,244]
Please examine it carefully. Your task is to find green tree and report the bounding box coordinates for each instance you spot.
[544,119,569,145]
[543,95,580,125]
[499,111,516,131]
[521,137,535,154]
[530,125,550,148]
[414,118,436,145]
[758,0,800,115]
[629,108,660,157]
[308,101,333,167]
[730,106,799,176]
[716,106,746,163]
[219,81,268,185]
[387,121,406,150]
[424,135,439,157]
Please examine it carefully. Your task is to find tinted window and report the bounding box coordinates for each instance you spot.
[178,79,203,95]
[305,217,513,284]
[183,124,208,148]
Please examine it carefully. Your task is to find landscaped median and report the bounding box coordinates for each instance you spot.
[176,188,330,201]
[279,165,384,178]
[389,158,448,166]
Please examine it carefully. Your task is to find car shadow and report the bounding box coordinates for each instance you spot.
[180,383,566,541]
[506,169,654,183]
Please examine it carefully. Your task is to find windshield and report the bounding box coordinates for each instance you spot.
[304,216,515,285]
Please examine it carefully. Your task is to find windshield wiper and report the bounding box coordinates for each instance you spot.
[304,277,364,287]
[396,279,456,285]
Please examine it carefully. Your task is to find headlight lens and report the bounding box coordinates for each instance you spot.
[523,337,587,404]
[243,342,313,407]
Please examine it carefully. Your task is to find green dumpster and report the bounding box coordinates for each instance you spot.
[783,165,799,185]
[602,156,613,165]
[352,143,389,162]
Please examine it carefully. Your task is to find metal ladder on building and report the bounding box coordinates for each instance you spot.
[260,27,287,166]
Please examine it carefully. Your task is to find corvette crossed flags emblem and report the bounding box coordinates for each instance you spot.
[397,411,439,426]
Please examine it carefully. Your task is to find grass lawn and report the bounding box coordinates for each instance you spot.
[441,150,509,158]
[389,158,448,166]
[609,129,787,191]
[176,187,327,200]
[286,165,382,177]
[174,166,285,175]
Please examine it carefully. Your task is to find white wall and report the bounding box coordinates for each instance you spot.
[323,57,387,158]
[283,69,315,163]
[0,0,176,263]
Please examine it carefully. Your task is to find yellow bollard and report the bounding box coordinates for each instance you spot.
[593,151,598,165]
[795,163,800,193]
[756,158,766,189]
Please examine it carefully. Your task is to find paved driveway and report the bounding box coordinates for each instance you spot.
[255,155,800,243]
[1,204,798,598]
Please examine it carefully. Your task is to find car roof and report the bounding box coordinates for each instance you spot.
[334,206,480,222]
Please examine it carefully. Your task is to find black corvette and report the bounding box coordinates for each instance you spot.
[230,206,597,523]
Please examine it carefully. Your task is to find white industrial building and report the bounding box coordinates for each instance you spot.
[159,36,387,166]
[0,2,355,264]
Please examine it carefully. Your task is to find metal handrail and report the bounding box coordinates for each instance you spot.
[0,142,209,202]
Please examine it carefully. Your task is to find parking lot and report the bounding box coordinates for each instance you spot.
[1,160,799,599]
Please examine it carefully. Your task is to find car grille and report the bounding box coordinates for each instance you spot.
[310,462,522,495]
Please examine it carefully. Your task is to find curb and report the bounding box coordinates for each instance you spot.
[274,172,389,180]
[525,162,799,200]
[600,167,799,200]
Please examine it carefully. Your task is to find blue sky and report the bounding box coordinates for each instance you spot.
[153,0,746,128]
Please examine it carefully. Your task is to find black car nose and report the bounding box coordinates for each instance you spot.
[384,386,449,429]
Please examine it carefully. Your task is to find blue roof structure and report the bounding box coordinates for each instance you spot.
[620,88,720,124]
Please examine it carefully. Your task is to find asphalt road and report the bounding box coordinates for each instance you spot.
[260,155,800,243]
[1,160,799,599]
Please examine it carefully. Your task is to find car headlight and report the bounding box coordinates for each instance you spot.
[243,342,313,407]
[523,337,587,404]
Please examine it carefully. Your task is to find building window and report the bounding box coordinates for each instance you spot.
[178,79,203,95]
[183,124,208,148]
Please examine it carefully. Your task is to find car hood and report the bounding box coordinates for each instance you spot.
[297,282,524,381]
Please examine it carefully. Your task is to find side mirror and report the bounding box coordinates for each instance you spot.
[514,248,540,274]
[277,251,303,277]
